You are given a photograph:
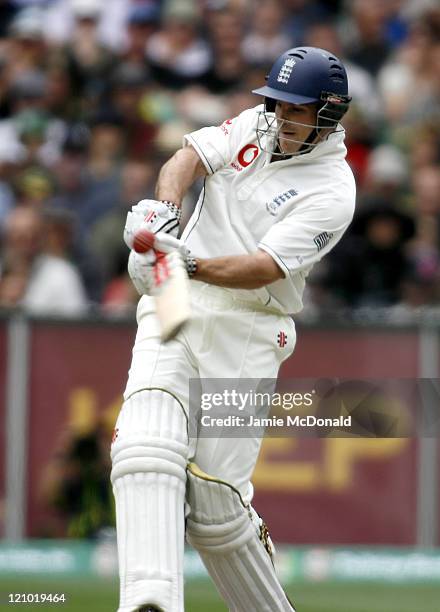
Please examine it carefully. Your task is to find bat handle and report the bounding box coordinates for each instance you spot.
[153,232,182,253]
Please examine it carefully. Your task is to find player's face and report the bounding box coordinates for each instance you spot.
[275,102,318,154]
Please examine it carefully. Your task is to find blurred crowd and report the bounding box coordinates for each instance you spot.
[0,0,439,320]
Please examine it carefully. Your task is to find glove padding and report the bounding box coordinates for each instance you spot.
[128,234,189,296]
[128,250,155,296]
[124,199,180,249]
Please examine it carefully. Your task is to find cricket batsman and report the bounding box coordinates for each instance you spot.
[110,47,356,611]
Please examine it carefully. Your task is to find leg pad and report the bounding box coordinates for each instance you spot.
[186,463,295,612]
[111,390,187,612]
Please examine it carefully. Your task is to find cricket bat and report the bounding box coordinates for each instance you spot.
[131,229,191,342]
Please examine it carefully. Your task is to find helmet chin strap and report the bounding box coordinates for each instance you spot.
[271,141,292,161]
[297,99,324,154]
[297,127,319,154]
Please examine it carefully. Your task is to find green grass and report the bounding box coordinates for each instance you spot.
[0,577,439,611]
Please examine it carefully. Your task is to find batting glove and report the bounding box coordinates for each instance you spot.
[127,234,190,296]
[127,249,156,296]
[124,198,182,250]
[128,250,189,297]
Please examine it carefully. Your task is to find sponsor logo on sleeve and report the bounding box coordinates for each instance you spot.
[220,118,233,135]
[266,189,298,215]
[313,231,334,251]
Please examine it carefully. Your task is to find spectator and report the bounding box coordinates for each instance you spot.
[0,207,39,308]
[340,105,376,189]
[242,0,292,67]
[378,8,440,126]
[108,61,158,158]
[364,145,408,202]
[44,62,76,123]
[282,0,333,44]
[13,166,55,210]
[412,165,440,218]
[0,68,67,168]
[410,165,440,280]
[6,7,48,77]
[63,0,115,110]
[52,110,124,240]
[89,158,156,286]
[0,206,88,315]
[324,204,416,307]
[202,6,246,94]
[122,2,160,67]
[49,126,106,302]
[22,210,88,316]
[409,121,440,170]
[146,0,211,89]
[342,0,392,76]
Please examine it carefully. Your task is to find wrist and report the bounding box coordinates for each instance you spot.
[160,200,182,222]
[185,255,198,278]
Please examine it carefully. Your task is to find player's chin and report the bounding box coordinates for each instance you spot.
[279,136,300,155]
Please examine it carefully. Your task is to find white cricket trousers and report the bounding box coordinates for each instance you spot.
[124,281,296,498]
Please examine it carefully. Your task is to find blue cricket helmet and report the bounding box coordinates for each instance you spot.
[252,47,352,156]
[252,46,350,106]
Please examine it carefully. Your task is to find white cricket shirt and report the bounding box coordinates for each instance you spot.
[182,104,356,315]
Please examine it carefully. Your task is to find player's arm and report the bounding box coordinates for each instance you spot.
[155,145,208,206]
[192,250,284,289]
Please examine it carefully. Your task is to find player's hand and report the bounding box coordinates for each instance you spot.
[124,199,181,249]
[128,249,186,297]
[128,250,155,296]
[132,231,190,257]
[127,234,189,296]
